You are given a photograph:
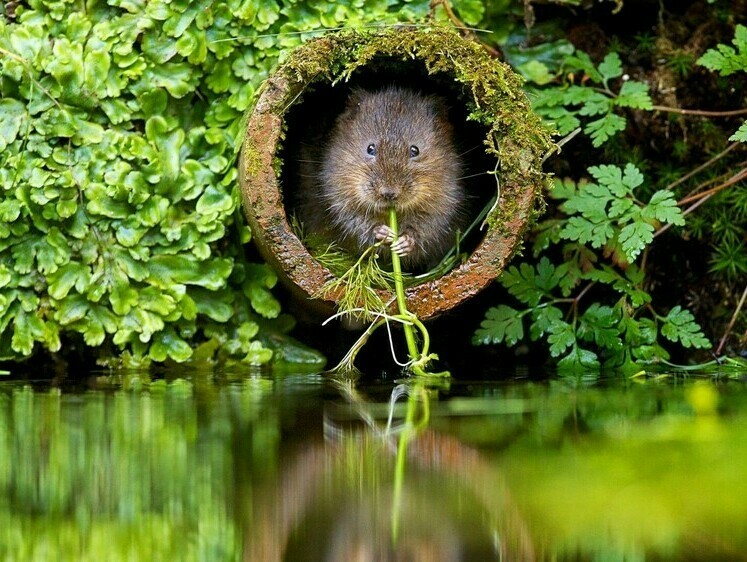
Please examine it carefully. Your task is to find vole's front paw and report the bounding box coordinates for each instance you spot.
[374,225,414,257]
[391,233,415,257]
[374,224,396,244]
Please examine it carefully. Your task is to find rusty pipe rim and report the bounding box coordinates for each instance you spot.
[239,27,551,321]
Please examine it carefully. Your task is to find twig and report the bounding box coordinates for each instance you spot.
[651,105,747,117]
[655,167,747,238]
[677,167,747,206]
[542,127,582,164]
[429,0,501,58]
[665,142,740,191]
[716,284,747,356]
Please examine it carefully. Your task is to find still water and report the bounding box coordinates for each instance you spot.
[1,371,746,561]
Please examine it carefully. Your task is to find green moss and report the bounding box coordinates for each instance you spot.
[242,143,264,178]
[254,24,553,253]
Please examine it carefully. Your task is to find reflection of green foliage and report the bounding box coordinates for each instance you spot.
[474,165,709,374]
[470,379,747,560]
[0,377,277,561]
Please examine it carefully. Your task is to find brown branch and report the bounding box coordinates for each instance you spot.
[429,0,501,58]
[716,285,747,356]
[677,167,747,206]
[651,105,747,117]
[665,142,741,191]
[654,168,747,239]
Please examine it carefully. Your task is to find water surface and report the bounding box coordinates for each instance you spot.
[1,371,746,561]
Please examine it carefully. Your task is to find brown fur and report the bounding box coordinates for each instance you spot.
[297,86,466,270]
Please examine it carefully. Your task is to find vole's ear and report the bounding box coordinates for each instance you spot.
[426,94,450,120]
[346,87,367,110]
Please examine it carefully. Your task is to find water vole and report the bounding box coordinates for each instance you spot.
[297,86,466,270]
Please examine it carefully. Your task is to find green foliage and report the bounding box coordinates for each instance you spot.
[697,24,747,76]
[0,0,426,366]
[730,120,747,142]
[554,164,684,263]
[698,25,747,143]
[528,52,652,146]
[474,166,709,375]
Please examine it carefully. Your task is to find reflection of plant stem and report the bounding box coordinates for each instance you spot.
[391,385,430,542]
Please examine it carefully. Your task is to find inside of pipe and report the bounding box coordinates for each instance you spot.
[279,57,498,278]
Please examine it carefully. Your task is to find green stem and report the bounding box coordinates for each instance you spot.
[389,208,420,360]
[391,386,420,542]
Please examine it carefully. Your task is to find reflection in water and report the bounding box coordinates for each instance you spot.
[245,380,534,560]
[2,374,747,560]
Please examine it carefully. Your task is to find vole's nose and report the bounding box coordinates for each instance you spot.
[379,187,399,201]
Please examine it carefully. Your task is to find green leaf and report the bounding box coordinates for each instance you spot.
[560,216,615,248]
[243,340,273,365]
[196,185,234,215]
[564,52,602,83]
[451,0,485,25]
[729,120,747,142]
[141,63,195,97]
[557,346,600,373]
[584,265,651,307]
[618,219,654,262]
[616,81,653,109]
[547,320,576,357]
[584,113,627,146]
[145,116,185,180]
[578,92,612,116]
[660,306,711,348]
[517,60,555,86]
[578,303,622,350]
[529,305,564,340]
[47,262,91,300]
[622,163,644,190]
[598,52,623,83]
[150,329,193,362]
[473,305,525,346]
[242,264,280,318]
[192,287,233,322]
[146,256,232,290]
[642,190,685,226]
[0,99,27,151]
[697,25,747,76]
[500,262,554,307]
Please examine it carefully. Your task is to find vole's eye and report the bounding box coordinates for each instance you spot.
[409,145,420,158]
[367,143,376,156]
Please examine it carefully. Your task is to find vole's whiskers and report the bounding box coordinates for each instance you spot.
[457,171,491,181]
[458,144,483,158]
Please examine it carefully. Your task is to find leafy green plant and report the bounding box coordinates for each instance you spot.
[697,24,747,142]
[529,52,653,146]
[474,164,710,374]
[0,0,428,367]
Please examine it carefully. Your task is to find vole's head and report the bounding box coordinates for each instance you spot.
[322,87,462,216]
